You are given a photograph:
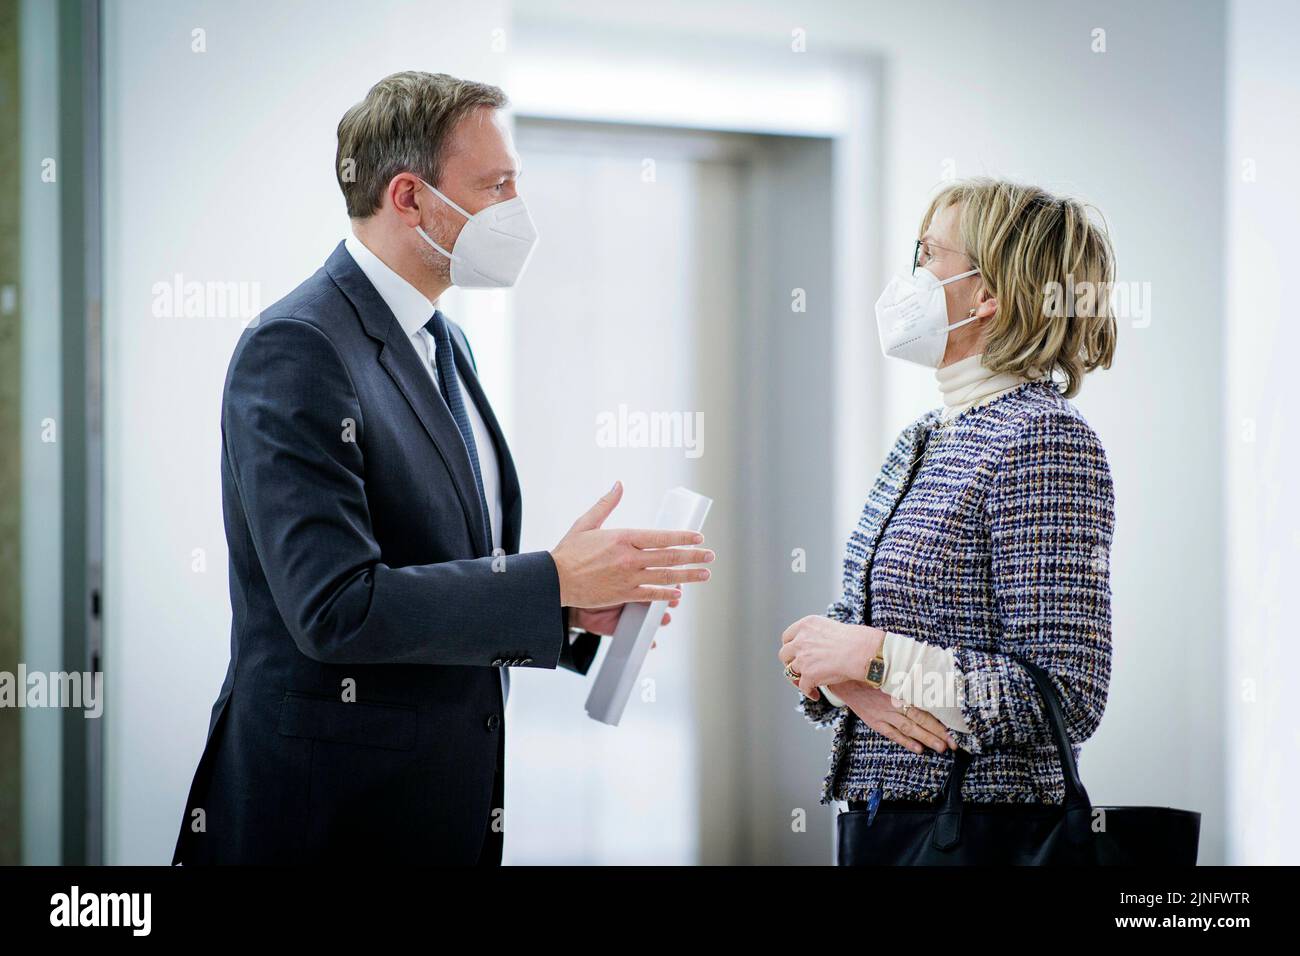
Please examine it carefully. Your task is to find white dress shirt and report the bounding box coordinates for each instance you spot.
[344,233,503,553]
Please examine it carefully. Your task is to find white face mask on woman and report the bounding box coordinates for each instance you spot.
[414,178,540,289]
[874,266,980,368]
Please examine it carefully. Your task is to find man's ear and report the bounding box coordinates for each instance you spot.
[388,172,424,227]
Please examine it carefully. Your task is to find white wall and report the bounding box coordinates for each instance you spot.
[515,0,1230,861]
[1225,0,1300,865]
[101,0,510,864]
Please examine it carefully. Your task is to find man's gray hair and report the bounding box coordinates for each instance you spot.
[335,71,508,219]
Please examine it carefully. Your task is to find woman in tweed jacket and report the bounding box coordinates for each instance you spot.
[779,178,1118,830]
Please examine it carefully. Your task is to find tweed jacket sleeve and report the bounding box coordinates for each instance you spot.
[794,569,860,728]
[949,408,1115,755]
[796,598,852,727]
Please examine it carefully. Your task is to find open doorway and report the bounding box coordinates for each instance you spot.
[500,117,843,864]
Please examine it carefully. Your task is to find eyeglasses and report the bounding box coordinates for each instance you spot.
[913,238,976,275]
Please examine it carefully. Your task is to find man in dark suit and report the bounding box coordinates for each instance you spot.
[172,71,714,865]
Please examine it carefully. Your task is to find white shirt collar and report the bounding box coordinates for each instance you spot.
[344,232,436,340]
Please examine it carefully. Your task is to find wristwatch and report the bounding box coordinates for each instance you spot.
[863,631,887,688]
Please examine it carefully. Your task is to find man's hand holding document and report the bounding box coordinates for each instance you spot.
[550,484,713,726]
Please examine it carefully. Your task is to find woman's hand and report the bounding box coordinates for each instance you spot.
[827,680,957,754]
[778,616,881,699]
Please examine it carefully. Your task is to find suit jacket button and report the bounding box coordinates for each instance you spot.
[520,657,533,666]
[491,659,504,667]
[486,714,501,732]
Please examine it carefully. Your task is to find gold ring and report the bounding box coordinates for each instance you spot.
[784,664,801,682]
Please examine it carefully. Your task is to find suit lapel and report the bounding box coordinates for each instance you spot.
[324,242,492,558]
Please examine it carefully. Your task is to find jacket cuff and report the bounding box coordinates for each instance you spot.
[558,606,602,675]
[495,549,568,670]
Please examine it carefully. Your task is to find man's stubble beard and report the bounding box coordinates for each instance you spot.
[416,228,453,286]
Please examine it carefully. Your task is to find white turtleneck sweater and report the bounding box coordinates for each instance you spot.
[824,354,1035,732]
[936,350,1034,422]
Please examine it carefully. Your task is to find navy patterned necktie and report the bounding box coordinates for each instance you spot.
[424,309,492,551]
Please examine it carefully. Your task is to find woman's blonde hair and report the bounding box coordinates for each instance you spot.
[919,177,1117,398]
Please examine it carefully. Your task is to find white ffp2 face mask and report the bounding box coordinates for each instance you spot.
[415,178,539,288]
[874,266,980,368]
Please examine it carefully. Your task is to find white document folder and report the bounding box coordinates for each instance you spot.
[584,486,713,726]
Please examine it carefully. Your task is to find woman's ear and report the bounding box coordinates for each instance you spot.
[974,291,998,320]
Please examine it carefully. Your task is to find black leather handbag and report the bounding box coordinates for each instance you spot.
[836,657,1202,865]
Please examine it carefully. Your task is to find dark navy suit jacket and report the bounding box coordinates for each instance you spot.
[172,241,599,865]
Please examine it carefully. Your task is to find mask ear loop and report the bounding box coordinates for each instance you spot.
[946,264,984,324]
[931,268,982,336]
[417,177,473,220]
[941,312,982,336]
[413,178,471,264]
[416,225,459,264]
[936,267,980,287]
